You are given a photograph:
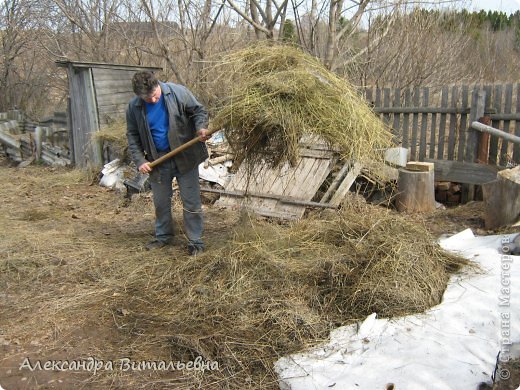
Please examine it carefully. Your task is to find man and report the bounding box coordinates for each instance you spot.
[126,71,210,255]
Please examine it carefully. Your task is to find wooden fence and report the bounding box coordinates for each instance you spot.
[365,83,520,184]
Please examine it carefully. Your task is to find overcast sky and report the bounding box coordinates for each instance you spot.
[468,0,520,13]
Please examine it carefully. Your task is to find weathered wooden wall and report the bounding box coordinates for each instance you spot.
[92,67,137,125]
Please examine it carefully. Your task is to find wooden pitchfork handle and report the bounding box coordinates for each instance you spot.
[148,128,220,169]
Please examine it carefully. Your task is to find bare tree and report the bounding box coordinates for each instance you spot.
[359,7,475,88]
[0,0,59,114]
[51,0,123,61]
[225,0,289,39]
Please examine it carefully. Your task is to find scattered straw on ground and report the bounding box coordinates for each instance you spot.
[0,162,473,389]
[209,43,393,168]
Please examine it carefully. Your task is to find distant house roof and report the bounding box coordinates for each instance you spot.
[56,60,162,72]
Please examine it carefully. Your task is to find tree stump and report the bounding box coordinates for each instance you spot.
[396,163,436,212]
[482,166,520,229]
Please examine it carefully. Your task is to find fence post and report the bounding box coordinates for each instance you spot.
[466,88,486,162]
[476,116,492,164]
[464,89,486,202]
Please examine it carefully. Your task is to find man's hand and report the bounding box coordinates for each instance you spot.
[197,128,211,142]
[139,162,152,174]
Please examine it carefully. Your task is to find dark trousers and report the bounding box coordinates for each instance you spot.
[150,157,204,249]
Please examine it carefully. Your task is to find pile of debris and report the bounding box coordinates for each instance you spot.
[0,113,71,166]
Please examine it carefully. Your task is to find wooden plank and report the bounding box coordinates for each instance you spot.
[489,84,503,165]
[281,156,317,196]
[457,85,469,162]
[515,83,520,164]
[229,158,305,217]
[320,162,351,203]
[410,87,420,160]
[447,86,458,160]
[466,87,485,163]
[277,157,334,217]
[500,84,513,166]
[94,85,133,98]
[437,87,449,160]
[424,158,501,185]
[375,107,469,114]
[98,103,128,113]
[429,108,437,159]
[91,68,141,81]
[69,66,101,167]
[383,88,391,125]
[96,91,135,106]
[268,158,328,218]
[402,89,411,148]
[375,87,382,121]
[490,113,520,121]
[92,79,133,91]
[218,163,283,210]
[392,88,401,138]
[298,148,334,159]
[329,162,362,207]
[216,153,335,219]
[419,87,429,161]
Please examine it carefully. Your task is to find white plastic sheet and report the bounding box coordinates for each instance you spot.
[275,229,519,390]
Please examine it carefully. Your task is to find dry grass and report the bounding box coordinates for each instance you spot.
[209,43,393,169]
[93,120,127,150]
[0,162,472,389]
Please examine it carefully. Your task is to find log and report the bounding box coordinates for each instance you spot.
[396,164,436,212]
[482,166,520,229]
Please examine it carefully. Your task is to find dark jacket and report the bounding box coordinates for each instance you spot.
[126,82,209,178]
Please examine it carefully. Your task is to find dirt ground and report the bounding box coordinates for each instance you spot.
[0,158,518,389]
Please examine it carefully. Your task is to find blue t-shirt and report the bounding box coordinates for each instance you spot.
[145,93,170,152]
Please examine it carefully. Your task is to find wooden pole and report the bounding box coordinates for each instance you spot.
[149,128,220,168]
[200,187,337,209]
[471,121,520,145]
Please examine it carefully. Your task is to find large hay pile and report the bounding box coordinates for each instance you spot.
[210,44,393,168]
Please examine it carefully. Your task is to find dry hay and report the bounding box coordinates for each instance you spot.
[209,43,393,168]
[0,164,472,389]
[93,120,128,159]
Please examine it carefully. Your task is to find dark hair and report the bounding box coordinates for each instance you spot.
[132,71,159,96]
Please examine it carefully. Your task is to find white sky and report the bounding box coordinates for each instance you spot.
[468,0,520,13]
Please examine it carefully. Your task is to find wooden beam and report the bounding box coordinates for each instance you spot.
[201,187,337,209]
[466,89,486,163]
[424,158,501,185]
[374,107,469,114]
[329,162,362,207]
[320,162,351,203]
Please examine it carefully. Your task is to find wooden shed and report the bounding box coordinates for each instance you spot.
[56,61,161,167]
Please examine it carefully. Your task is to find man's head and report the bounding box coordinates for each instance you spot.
[132,71,161,103]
